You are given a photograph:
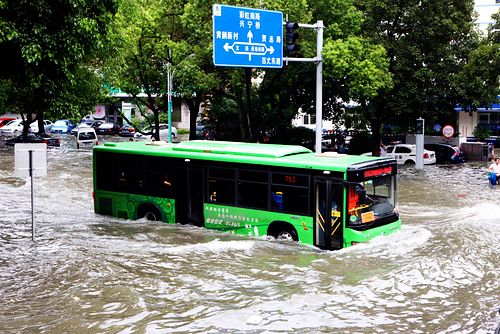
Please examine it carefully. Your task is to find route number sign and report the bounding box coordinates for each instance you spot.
[212,4,283,68]
[442,125,454,138]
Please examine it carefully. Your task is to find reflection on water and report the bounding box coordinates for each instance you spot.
[0,139,499,333]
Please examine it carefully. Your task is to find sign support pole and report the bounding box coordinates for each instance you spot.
[14,143,47,241]
[285,21,324,153]
[314,21,324,154]
[29,150,35,241]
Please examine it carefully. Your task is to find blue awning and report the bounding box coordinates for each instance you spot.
[455,95,500,112]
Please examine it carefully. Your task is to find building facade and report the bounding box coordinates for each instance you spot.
[474,0,499,31]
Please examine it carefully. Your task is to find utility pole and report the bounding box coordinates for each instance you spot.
[167,63,173,143]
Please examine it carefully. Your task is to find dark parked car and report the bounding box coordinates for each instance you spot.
[71,120,104,135]
[96,122,121,135]
[424,143,465,164]
[118,125,136,137]
[5,133,60,147]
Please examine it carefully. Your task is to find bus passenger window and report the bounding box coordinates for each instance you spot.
[163,175,172,187]
[238,181,268,209]
[208,179,234,205]
[271,186,308,215]
[272,192,283,210]
[119,171,126,184]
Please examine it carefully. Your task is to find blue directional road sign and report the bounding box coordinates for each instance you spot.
[213,4,283,68]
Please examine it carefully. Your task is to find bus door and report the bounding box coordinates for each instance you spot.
[314,179,344,250]
[175,165,204,227]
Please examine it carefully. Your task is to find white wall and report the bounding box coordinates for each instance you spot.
[457,110,478,138]
[475,0,499,31]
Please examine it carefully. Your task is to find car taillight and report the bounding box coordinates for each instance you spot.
[453,151,459,156]
[423,153,429,159]
[96,140,99,145]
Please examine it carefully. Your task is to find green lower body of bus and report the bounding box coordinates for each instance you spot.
[94,191,401,249]
[343,219,402,248]
[95,191,176,223]
[94,191,314,244]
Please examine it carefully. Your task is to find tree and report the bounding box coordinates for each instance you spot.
[102,0,218,141]
[354,0,481,151]
[453,11,500,113]
[178,0,314,141]
[0,0,117,138]
[104,0,391,143]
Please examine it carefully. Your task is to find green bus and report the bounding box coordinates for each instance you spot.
[93,140,401,250]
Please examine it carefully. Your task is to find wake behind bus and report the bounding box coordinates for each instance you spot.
[93,140,401,250]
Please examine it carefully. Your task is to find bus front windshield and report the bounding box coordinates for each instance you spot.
[347,175,397,226]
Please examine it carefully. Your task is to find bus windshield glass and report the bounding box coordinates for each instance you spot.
[347,175,397,226]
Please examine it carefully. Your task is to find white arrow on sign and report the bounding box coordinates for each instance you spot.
[222,30,276,61]
[223,42,276,60]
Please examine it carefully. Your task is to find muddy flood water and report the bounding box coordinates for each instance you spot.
[0,136,499,333]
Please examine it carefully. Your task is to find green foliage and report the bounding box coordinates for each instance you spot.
[0,0,496,145]
[272,126,315,147]
[323,36,392,99]
[453,11,500,111]
[348,131,372,155]
[0,0,117,135]
[354,0,483,140]
[473,126,491,142]
[203,95,241,141]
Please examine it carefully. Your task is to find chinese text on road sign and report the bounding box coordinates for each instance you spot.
[213,4,283,68]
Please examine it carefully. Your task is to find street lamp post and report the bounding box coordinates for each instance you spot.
[165,53,193,143]
[167,63,173,143]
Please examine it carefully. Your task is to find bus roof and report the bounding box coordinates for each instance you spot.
[173,140,310,157]
[95,140,388,172]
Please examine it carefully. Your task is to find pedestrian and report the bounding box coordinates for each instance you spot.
[488,158,500,185]
[379,141,387,157]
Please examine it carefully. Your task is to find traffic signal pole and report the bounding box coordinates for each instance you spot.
[284,21,324,153]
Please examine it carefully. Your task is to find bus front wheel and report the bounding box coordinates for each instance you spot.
[268,223,298,242]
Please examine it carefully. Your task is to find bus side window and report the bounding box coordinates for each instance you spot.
[272,191,283,210]
[119,171,126,184]
[207,179,234,205]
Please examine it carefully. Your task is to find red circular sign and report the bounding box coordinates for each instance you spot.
[442,125,454,138]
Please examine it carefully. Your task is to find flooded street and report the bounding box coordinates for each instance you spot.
[0,136,499,333]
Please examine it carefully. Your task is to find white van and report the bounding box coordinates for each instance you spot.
[76,127,98,149]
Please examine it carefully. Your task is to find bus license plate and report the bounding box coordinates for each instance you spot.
[361,211,375,223]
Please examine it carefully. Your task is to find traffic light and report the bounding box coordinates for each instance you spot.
[416,118,424,135]
[285,22,299,56]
